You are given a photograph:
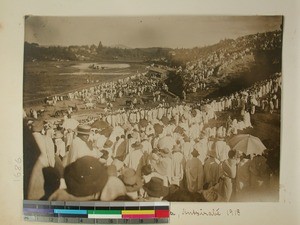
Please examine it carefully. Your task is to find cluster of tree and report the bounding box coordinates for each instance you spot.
[24,41,171,62]
[24,42,77,62]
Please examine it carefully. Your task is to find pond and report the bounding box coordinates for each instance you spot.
[72,62,130,70]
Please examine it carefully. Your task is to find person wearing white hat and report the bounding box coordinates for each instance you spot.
[123,142,144,172]
[65,125,98,166]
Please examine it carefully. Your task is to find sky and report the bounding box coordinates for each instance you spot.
[25,16,282,49]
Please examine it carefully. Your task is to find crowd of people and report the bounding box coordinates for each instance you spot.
[36,72,163,109]
[181,31,282,93]
[24,70,281,202]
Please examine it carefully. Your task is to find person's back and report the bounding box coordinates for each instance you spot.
[186,151,204,193]
[204,156,220,188]
[214,139,230,162]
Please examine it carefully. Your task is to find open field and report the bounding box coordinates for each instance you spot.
[23,61,147,104]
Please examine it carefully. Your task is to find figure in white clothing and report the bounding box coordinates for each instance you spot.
[243,111,252,128]
[213,136,230,162]
[54,131,66,160]
[65,125,98,166]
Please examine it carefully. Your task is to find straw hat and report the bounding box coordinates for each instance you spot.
[77,124,91,135]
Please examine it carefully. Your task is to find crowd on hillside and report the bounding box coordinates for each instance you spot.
[182,31,282,93]
[24,71,281,202]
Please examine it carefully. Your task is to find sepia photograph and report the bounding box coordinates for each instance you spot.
[23,15,283,203]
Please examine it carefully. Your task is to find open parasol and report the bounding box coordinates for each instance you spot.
[228,134,266,155]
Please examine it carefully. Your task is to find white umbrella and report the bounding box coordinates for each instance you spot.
[228,134,266,155]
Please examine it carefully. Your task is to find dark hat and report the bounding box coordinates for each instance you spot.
[131,142,143,150]
[183,135,190,142]
[104,139,113,148]
[174,126,184,135]
[64,156,108,197]
[141,164,152,176]
[100,150,109,159]
[153,123,163,135]
[77,124,91,135]
[143,177,169,198]
[139,119,148,128]
[191,109,197,116]
[191,149,200,157]
[169,118,176,124]
[31,120,44,132]
[228,150,236,159]
[161,116,169,126]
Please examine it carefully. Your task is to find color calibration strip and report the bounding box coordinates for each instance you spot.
[23,200,170,224]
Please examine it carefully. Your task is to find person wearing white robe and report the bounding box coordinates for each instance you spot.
[170,146,184,186]
[185,149,204,193]
[213,137,230,162]
[141,135,153,155]
[194,135,209,165]
[123,142,144,171]
[218,150,237,202]
[96,134,107,150]
[232,119,238,135]
[145,123,155,137]
[54,134,66,159]
[189,122,200,141]
[181,137,194,161]
[243,111,252,128]
[65,126,98,166]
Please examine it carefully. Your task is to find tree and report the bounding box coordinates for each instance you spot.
[97,41,103,54]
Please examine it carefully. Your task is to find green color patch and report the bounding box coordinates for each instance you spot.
[88,210,122,215]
